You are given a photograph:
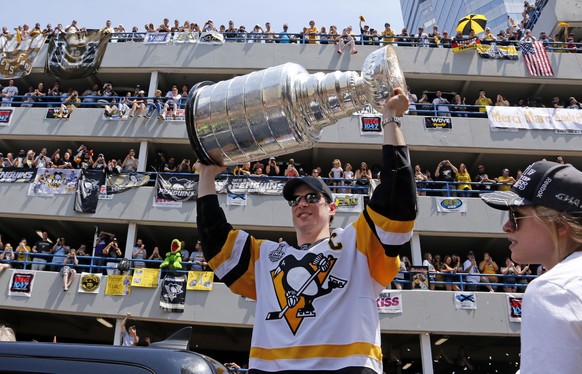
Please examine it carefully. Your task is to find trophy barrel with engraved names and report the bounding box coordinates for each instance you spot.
[185,46,406,166]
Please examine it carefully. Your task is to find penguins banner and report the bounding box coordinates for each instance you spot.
[0,169,36,183]
[45,31,110,79]
[155,173,198,202]
[74,170,106,213]
[0,34,46,79]
[160,275,186,313]
[216,175,285,196]
[105,172,150,194]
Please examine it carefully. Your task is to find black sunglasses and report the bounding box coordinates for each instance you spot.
[287,192,323,207]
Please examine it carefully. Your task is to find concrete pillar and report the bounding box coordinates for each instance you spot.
[419,332,434,374]
[148,71,159,97]
[410,232,422,266]
[124,223,137,259]
[137,140,148,172]
[113,317,122,346]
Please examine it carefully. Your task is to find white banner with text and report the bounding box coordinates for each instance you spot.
[487,106,582,134]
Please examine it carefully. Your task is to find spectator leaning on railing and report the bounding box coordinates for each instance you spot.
[0,242,13,274]
[495,168,517,191]
[1,79,18,107]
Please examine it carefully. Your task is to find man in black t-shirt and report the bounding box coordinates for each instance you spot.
[434,160,458,196]
[31,231,53,271]
[473,164,496,191]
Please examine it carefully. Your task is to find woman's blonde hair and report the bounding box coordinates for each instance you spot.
[534,206,582,252]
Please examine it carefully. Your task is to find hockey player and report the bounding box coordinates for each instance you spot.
[196,88,416,373]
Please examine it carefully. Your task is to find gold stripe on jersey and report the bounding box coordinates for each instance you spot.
[229,236,265,300]
[209,229,264,300]
[366,206,415,235]
[208,229,241,272]
[354,206,410,286]
[229,264,258,300]
[250,341,382,361]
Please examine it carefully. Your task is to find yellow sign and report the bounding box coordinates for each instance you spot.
[131,268,160,288]
[105,275,132,296]
[187,271,214,291]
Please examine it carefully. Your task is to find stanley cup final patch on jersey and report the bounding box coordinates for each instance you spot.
[267,253,347,335]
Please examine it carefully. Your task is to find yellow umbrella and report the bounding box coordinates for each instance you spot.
[456,14,487,35]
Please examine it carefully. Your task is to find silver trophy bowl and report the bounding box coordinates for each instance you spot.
[186,46,406,166]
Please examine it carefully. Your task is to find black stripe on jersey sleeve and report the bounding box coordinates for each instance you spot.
[363,206,401,258]
[367,145,417,221]
[196,194,233,263]
[220,234,252,287]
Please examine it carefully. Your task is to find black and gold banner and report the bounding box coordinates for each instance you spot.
[155,173,198,202]
[106,172,150,194]
[0,34,46,79]
[45,31,110,79]
[74,170,106,213]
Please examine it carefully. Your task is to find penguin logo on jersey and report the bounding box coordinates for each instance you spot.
[266,253,347,335]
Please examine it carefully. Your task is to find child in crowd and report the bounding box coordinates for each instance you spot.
[328,158,344,191]
[343,162,354,193]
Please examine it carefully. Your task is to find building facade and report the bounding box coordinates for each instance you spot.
[400,0,525,36]
[0,11,581,372]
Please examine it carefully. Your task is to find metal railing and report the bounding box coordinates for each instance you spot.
[394,270,535,291]
[0,251,207,274]
[25,29,581,52]
[7,96,571,117]
[2,253,536,292]
[415,180,512,197]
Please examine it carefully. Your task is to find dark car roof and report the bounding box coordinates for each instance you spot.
[0,327,228,374]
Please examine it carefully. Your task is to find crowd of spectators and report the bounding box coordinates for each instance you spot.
[230,156,375,194]
[0,230,209,280]
[0,80,203,121]
[0,144,140,173]
[4,80,581,122]
[408,88,582,118]
[392,250,544,293]
[0,228,541,293]
[0,0,577,51]
[414,156,566,197]
[0,139,572,197]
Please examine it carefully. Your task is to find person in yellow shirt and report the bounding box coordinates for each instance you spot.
[233,162,251,176]
[306,20,319,44]
[478,252,499,292]
[495,94,510,106]
[482,27,496,42]
[381,23,395,45]
[475,89,493,113]
[495,168,516,191]
[455,163,472,197]
[15,239,31,269]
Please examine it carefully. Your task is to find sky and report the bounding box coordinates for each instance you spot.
[0,0,404,34]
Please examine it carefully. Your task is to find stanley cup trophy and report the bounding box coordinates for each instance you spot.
[185,46,406,166]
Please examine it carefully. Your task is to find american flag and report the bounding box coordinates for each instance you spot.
[521,41,554,76]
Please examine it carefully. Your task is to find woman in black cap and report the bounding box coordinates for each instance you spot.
[481,160,582,373]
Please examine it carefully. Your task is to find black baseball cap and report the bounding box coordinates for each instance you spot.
[480,160,582,217]
[283,177,333,202]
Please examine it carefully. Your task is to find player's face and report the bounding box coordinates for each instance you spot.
[290,184,335,235]
[503,207,554,266]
